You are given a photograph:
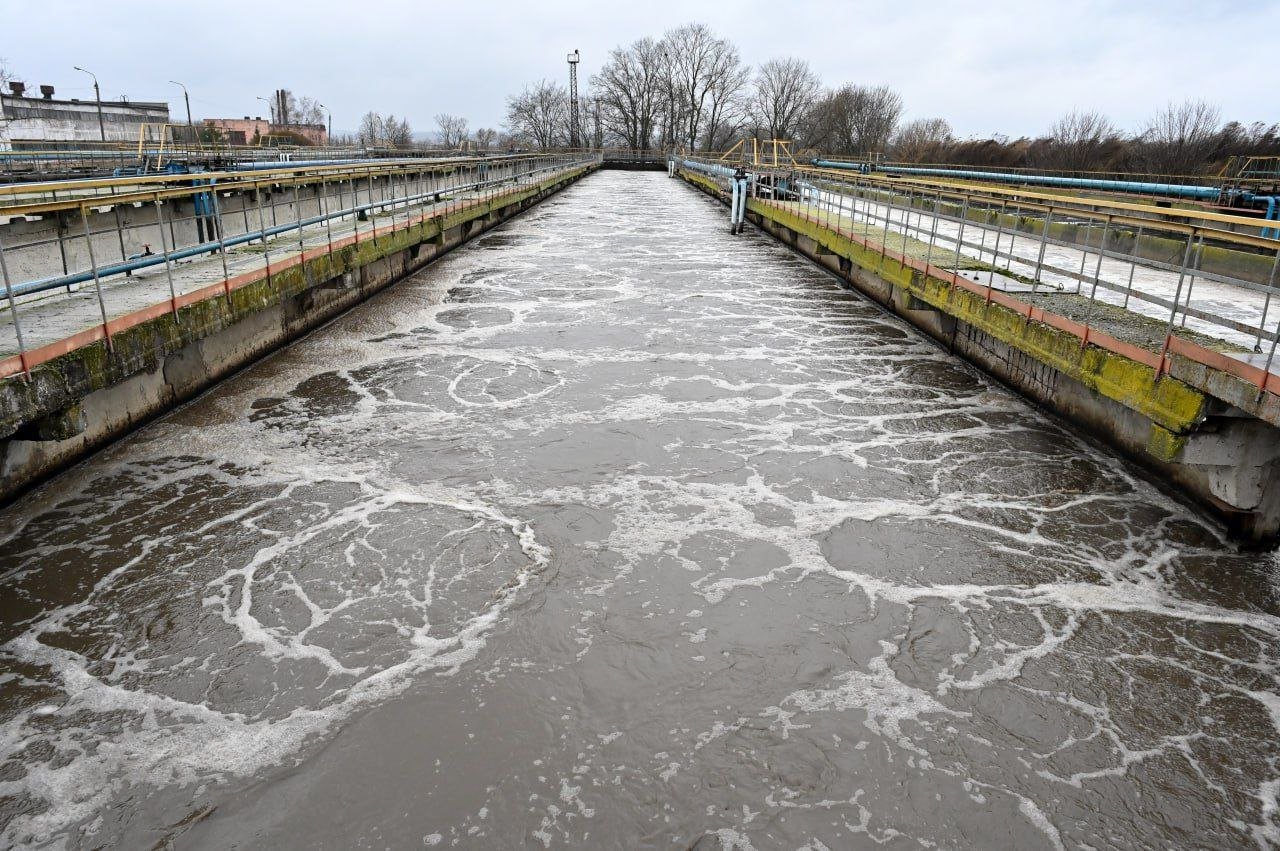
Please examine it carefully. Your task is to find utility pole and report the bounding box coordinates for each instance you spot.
[169,80,193,146]
[566,49,580,149]
[73,66,105,142]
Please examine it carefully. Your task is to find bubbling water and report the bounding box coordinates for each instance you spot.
[1,172,1278,849]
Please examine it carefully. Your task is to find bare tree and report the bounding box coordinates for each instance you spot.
[752,58,821,141]
[271,90,325,125]
[435,113,470,148]
[892,117,953,162]
[1140,100,1222,176]
[661,23,747,151]
[357,112,412,147]
[294,95,326,126]
[0,57,17,88]
[1037,110,1117,171]
[806,84,902,155]
[505,80,569,150]
[592,37,665,150]
[357,112,384,146]
[383,115,413,147]
[474,127,498,150]
[700,49,750,151]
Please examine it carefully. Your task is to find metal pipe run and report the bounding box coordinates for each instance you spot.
[811,160,1224,201]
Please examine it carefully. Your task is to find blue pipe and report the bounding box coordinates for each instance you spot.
[811,159,873,175]
[810,159,1223,202]
[6,162,566,298]
[1258,195,1279,240]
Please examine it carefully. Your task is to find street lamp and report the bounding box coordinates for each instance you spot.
[72,65,105,142]
[318,102,331,145]
[169,80,193,146]
[254,96,272,145]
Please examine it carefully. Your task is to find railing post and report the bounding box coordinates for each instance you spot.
[293,182,306,261]
[1003,203,1022,273]
[321,176,334,257]
[1081,215,1112,347]
[0,235,31,380]
[952,196,970,271]
[924,190,941,270]
[1122,224,1144,309]
[1178,234,1205,328]
[209,183,233,301]
[351,176,361,247]
[152,192,180,320]
[863,179,873,241]
[1156,229,1199,377]
[987,201,1007,284]
[79,205,113,350]
[1031,207,1054,293]
[1264,309,1280,395]
[254,183,272,284]
[1075,218,1093,293]
[1253,249,1280,353]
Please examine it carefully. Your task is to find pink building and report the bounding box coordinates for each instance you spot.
[202,117,270,146]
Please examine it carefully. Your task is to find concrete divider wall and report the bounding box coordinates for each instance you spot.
[679,167,1280,545]
[0,164,596,502]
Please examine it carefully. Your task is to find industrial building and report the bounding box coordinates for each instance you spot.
[0,81,169,148]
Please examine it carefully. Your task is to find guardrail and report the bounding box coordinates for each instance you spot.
[679,155,1280,394]
[0,152,599,378]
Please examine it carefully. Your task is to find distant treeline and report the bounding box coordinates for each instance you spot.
[498,24,1280,177]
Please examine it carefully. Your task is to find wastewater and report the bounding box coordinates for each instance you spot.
[1,171,1278,849]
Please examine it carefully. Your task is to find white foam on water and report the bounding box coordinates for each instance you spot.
[2,172,1279,848]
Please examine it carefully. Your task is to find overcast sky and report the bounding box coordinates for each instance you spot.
[4,0,1276,139]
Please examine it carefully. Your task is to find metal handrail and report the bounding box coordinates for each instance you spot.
[677,155,1280,388]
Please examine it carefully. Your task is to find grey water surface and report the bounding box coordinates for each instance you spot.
[2,171,1279,849]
